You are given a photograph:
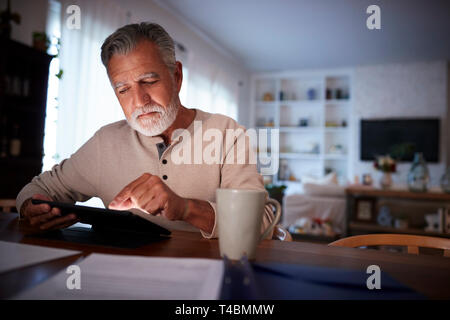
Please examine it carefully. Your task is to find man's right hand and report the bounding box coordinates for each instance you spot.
[20,194,79,231]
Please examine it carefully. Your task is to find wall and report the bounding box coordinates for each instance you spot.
[352,60,448,187]
[1,0,251,126]
[0,0,49,46]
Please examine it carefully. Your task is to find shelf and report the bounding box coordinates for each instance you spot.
[255,101,277,107]
[291,232,340,243]
[2,105,41,114]
[276,153,347,160]
[279,153,320,160]
[346,186,450,201]
[255,100,325,107]
[255,126,276,130]
[278,179,301,184]
[325,99,351,105]
[256,127,348,133]
[2,94,33,102]
[324,127,348,132]
[1,96,41,112]
[349,222,450,238]
[0,156,43,165]
[252,70,352,190]
[279,127,321,133]
[280,100,323,107]
[1,39,51,198]
[324,154,347,160]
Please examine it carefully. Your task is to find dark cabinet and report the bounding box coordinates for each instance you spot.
[0,38,53,198]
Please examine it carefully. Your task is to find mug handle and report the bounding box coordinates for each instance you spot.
[260,198,282,241]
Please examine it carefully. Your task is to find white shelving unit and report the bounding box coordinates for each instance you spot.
[251,69,353,191]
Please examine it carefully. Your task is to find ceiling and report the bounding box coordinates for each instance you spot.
[161,0,450,72]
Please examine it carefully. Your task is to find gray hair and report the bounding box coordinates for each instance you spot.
[101,22,176,72]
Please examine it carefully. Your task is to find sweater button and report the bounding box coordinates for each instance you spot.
[162,175,168,180]
[162,159,167,164]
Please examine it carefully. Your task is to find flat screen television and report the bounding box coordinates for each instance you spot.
[360,118,440,162]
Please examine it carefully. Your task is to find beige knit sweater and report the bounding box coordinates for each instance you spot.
[16,109,274,239]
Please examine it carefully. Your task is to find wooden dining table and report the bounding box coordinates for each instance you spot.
[1,212,449,299]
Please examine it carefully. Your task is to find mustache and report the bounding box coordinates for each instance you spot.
[132,104,166,119]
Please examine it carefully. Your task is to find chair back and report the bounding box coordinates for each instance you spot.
[329,234,450,257]
[272,225,293,241]
[266,197,292,241]
[0,199,17,213]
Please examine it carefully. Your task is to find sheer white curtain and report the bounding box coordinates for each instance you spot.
[54,0,239,164]
[55,0,128,161]
[175,41,189,106]
[185,54,239,121]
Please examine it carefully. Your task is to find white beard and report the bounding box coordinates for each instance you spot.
[127,97,179,137]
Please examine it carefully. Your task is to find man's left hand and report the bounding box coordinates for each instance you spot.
[108,173,187,221]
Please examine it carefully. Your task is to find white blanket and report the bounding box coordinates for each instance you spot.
[282,194,346,234]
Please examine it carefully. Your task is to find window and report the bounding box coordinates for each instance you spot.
[42,0,61,171]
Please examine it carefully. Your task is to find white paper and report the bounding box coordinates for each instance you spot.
[0,241,81,274]
[14,253,224,300]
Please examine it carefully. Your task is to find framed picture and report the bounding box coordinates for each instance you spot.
[354,198,375,222]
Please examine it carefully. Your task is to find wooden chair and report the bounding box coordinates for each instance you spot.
[272,225,293,241]
[0,199,17,213]
[329,234,450,257]
[266,197,292,241]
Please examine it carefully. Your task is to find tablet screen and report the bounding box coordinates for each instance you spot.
[31,199,171,235]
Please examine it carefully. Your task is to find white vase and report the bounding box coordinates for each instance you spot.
[380,172,392,189]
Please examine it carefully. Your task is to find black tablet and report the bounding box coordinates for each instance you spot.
[31,199,171,236]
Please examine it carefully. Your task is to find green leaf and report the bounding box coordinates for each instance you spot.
[55,69,64,79]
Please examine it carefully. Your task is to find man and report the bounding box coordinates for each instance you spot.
[16,22,274,239]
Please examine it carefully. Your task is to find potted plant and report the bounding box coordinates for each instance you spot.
[32,31,50,52]
[265,184,287,208]
[373,155,396,189]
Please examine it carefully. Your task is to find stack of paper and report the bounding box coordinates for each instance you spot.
[0,241,80,274]
[14,253,224,300]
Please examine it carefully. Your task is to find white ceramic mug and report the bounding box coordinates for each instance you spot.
[216,189,281,260]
